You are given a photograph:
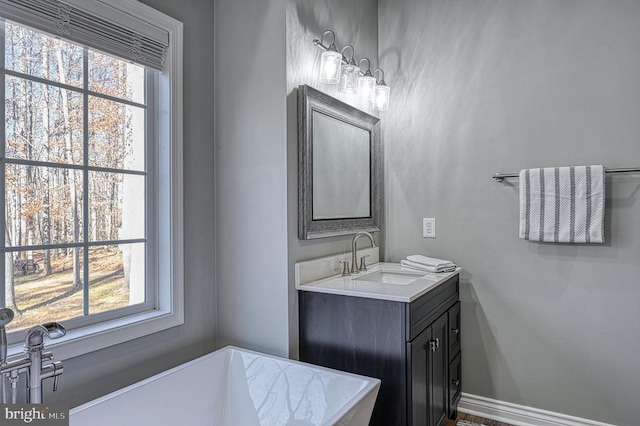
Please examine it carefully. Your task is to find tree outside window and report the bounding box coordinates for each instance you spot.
[2,21,147,332]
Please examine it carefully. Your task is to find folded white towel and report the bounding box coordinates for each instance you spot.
[401,260,457,273]
[406,255,454,269]
[519,165,605,243]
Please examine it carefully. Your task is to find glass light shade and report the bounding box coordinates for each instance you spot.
[357,75,376,105]
[372,84,390,111]
[319,50,342,84]
[338,63,359,94]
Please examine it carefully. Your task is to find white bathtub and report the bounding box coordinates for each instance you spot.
[70,346,380,426]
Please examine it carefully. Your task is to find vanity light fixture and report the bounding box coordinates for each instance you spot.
[372,68,390,112]
[338,45,359,94]
[317,30,342,84]
[357,58,376,106]
[312,30,390,111]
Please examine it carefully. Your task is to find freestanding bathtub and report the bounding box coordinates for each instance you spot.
[70,346,380,426]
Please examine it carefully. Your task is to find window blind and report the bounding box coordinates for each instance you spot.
[0,0,168,70]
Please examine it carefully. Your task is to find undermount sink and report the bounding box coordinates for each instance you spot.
[295,256,461,302]
[354,270,426,286]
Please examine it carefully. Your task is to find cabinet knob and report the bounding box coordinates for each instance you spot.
[452,379,460,387]
[451,328,460,335]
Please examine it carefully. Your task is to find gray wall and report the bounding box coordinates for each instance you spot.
[286,0,380,358]
[214,0,290,357]
[47,0,216,407]
[379,1,640,424]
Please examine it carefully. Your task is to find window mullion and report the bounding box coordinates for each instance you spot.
[3,238,146,254]
[0,21,6,307]
[3,69,147,110]
[82,48,90,317]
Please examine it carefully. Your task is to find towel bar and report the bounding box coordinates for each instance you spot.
[492,167,640,182]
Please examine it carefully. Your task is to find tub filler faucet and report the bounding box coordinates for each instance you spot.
[0,309,65,404]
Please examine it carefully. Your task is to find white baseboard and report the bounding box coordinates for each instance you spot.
[457,393,614,426]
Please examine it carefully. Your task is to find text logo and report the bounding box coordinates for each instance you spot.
[2,405,68,425]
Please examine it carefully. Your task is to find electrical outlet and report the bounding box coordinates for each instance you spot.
[423,218,436,238]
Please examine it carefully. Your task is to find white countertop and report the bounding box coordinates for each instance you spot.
[295,262,461,303]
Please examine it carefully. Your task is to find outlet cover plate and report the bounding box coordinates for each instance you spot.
[423,218,436,238]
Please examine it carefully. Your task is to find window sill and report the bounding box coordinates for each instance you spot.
[6,308,184,361]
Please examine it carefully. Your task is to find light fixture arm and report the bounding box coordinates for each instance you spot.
[313,30,337,50]
[313,31,380,76]
[374,68,386,85]
[359,58,373,76]
[340,45,356,64]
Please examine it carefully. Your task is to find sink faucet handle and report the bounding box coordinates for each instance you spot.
[359,255,371,272]
[339,261,351,277]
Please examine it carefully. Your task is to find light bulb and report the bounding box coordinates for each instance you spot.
[338,63,359,94]
[357,74,376,105]
[319,49,341,84]
[372,84,390,112]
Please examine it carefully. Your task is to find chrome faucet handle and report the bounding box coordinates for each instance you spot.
[339,261,351,277]
[9,370,19,404]
[0,308,15,363]
[0,307,15,404]
[25,322,66,350]
[359,255,371,272]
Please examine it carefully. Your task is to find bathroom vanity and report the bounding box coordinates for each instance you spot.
[297,260,461,426]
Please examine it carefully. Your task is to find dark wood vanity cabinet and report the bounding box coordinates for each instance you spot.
[299,274,461,426]
[448,301,462,415]
[409,312,449,426]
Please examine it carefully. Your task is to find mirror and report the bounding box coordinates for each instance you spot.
[298,85,381,239]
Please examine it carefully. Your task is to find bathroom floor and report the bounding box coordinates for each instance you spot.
[448,413,514,426]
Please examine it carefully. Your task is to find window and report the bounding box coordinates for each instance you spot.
[0,1,183,359]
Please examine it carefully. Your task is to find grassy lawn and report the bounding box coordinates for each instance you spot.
[7,247,130,332]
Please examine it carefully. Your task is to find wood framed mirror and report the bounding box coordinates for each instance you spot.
[298,85,381,240]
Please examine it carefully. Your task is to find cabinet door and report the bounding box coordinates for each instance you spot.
[449,352,462,418]
[409,324,431,426]
[430,313,448,426]
[448,301,461,359]
[409,312,448,426]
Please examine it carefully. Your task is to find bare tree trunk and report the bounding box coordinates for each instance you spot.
[4,229,16,311]
[41,46,52,275]
[41,186,52,275]
[110,180,117,241]
[72,174,81,289]
[57,49,82,289]
[25,80,35,263]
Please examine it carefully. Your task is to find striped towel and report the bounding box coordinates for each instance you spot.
[519,165,605,243]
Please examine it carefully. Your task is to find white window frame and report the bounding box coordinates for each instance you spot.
[4,0,184,361]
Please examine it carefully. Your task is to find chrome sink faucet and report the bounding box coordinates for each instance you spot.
[0,309,65,404]
[351,231,376,274]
